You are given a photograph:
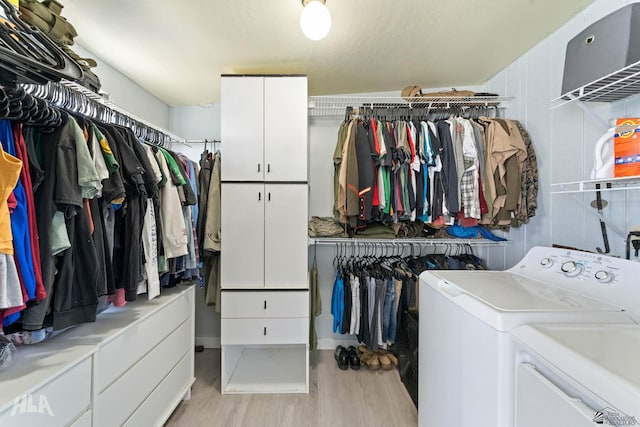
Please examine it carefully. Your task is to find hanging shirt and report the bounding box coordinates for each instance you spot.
[331,269,344,333]
[436,120,459,217]
[155,150,188,259]
[375,119,387,214]
[458,118,481,219]
[70,117,102,199]
[0,144,22,255]
[355,121,376,225]
[0,120,37,303]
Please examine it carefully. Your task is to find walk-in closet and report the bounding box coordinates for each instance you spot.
[1,1,640,426]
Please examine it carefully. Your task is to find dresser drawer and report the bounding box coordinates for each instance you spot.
[95,319,191,427]
[124,353,193,427]
[221,291,308,318]
[71,410,92,427]
[221,318,308,345]
[95,287,193,393]
[0,357,91,427]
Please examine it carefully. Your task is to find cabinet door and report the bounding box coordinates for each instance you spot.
[221,183,265,288]
[264,77,308,182]
[221,76,264,181]
[264,184,308,288]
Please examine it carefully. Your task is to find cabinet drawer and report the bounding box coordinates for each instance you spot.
[71,410,92,427]
[124,353,193,427]
[95,288,193,393]
[95,320,191,427]
[0,357,91,427]
[221,318,309,345]
[221,291,309,318]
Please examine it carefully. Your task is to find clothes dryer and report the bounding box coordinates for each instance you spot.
[418,246,640,427]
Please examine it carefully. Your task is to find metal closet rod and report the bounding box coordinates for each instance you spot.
[183,139,221,144]
[346,104,499,115]
[310,237,507,247]
[19,79,188,146]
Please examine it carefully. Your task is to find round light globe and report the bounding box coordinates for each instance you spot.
[300,1,331,41]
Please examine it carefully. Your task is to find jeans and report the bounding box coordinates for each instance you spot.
[382,278,397,344]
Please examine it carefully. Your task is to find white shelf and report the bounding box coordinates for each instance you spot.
[553,59,640,108]
[550,176,640,194]
[308,95,513,117]
[221,345,309,394]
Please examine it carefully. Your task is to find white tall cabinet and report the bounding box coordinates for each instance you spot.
[220,75,309,394]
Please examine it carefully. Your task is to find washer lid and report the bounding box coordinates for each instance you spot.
[513,324,640,419]
[420,270,628,331]
[425,270,620,312]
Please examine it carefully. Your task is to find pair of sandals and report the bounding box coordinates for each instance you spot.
[357,345,398,371]
[334,345,360,370]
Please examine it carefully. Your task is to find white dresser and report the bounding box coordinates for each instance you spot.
[220,75,309,394]
[0,285,195,427]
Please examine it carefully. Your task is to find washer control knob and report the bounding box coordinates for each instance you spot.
[561,261,583,277]
[540,258,554,268]
[595,270,614,283]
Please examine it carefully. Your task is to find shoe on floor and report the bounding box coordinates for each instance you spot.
[347,346,361,370]
[377,352,393,370]
[334,345,349,370]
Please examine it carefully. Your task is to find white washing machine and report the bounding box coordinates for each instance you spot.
[512,323,640,426]
[418,246,640,427]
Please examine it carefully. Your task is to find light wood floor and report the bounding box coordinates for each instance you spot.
[165,349,418,427]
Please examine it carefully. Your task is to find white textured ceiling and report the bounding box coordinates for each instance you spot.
[59,0,593,106]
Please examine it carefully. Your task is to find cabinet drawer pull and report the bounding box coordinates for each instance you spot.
[264,300,267,309]
[268,192,271,201]
[263,326,267,336]
[258,192,261,201]
[257,163,261,173]
[267,164,271,173]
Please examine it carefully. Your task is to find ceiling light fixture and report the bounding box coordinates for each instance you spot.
[300,0,331,41]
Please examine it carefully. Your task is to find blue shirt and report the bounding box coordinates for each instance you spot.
[331,269,344,333]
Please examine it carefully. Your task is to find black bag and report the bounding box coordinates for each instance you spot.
[393,309,419,408]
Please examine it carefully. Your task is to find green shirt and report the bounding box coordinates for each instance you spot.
[93,124,119,173]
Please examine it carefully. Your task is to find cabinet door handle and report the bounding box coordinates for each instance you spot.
[257,163,261,173]
[264,300,267,309]
[258,192,261,201]
[268,192,271,201]
[263,326,267,336]
[267,164,271,173]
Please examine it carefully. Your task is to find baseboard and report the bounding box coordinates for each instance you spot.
[195,336,220,349]
[195,337,357,350]
[317,337,358,350]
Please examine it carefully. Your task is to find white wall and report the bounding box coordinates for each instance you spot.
[105,0,640,347]
[484,0,640,266]
[188,87,509,349]
[308,87,509,348]
[74,44,171,130]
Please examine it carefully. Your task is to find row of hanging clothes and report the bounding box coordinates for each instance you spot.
[333,103,538,237]
[0,82,202,345]
[330,242,487,351]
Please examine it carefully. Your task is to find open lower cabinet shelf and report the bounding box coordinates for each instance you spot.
[221,345,309,394]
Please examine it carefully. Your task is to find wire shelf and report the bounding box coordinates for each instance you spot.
[309,237,507,246]
[308,95,513,117]
[553,60,640,108]
[550,175,640,194]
